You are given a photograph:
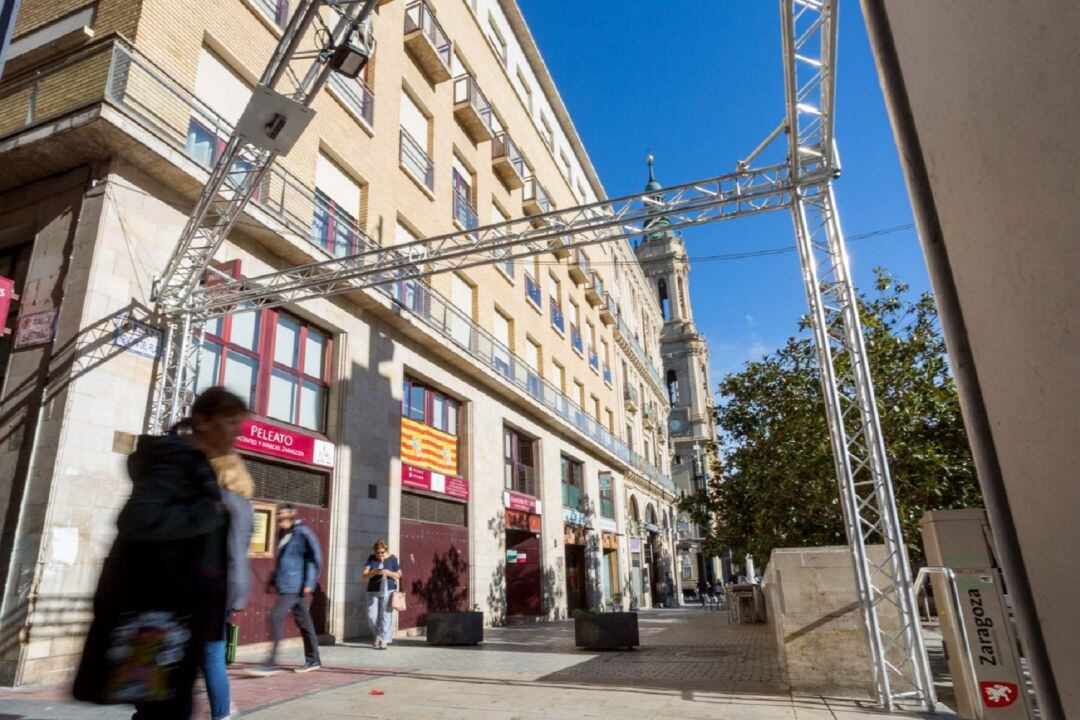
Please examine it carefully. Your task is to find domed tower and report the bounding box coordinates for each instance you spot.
[634,156,719,587]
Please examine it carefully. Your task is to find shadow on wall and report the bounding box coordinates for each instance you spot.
[344,327,397,640]
[409,546,469,627]
[486,513,507,626]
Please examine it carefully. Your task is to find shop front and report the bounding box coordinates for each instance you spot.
[398,378,470,630]
[599,519,620,610]
[645,519,663,607]
[504,490,543,618]
[563,507,590,613]
[234,417,335,644]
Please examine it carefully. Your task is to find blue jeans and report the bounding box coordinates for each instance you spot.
[202,636,230,720]
[366,593,394,645]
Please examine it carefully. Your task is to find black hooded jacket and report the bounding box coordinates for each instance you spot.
[74,433,228,704]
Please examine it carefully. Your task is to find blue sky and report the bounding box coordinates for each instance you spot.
[519,0,931,385]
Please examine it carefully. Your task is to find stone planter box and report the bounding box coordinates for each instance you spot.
[425,611,484,645]
[574,612,639,650]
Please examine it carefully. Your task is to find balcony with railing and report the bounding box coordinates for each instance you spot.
[570,326,584,356]
[0,38,679,498]
[588,347,600,372]
[624,384,640,412]
[603,364,613,386]
[328,73,375,130]
[404,0,452,83]
[585,271,604,307]
[400,127,434,192]
[524,272,542,310]
[643,404,659,430]
[492,131,526,190]
[569,248,589,285]
[508,463,537,497]
[562,483,584,511]
[550,301,565,334]
[251,0,290,27]
[453,191,478,230]
[600,292,617,325]
[452,74,492,143]
[523,176,552,226]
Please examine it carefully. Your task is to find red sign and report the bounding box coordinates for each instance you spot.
[236,418,334,468]
[503,490,541,515]
[0,277,14,335]
[401,463,468,500]
[980,681,1020,708]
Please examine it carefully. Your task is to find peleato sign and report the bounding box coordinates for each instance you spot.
[236,417,334,468]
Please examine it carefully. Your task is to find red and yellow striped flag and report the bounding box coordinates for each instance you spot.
[400,418,458,476]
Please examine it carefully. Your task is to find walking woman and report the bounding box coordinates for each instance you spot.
[362,540,402,649]
[202,452,255,720]
[74,386,247,719]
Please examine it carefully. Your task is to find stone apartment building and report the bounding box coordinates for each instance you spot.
[0,0,678,685]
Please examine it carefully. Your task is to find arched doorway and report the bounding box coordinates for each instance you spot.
[645,504,662,606]
[628,496,642,609]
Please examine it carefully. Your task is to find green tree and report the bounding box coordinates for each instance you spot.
[682,270,980,566]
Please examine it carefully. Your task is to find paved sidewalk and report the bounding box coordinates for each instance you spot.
[0,608,953,719]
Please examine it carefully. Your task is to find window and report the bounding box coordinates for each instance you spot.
[492,202,514,278]
[552,359,566,393]
[625,422,634,451]
[559,149,572,179]
[449,273,475,349]
[402,377,460,435]
[504,426,536,496]
[658,278,671,321]
[515,67,533,113]
[492,309,512,376]
[524,337,541,397]
[667,369,680,407]
[592,394,601,420]
[561,455,584,510]
[548,274,563,333]
[486,13,507,66]
[394,221,418,247]
[400,91,433,189]
[569,300,583,354]
[196,309,330,432]
[313,153,363,256]
[188,49,260,195]
[452,155,477,229]
[540,115,554,149]
[599,473,615,519]
[605,409,614,433]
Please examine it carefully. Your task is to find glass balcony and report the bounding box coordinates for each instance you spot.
[585,271,604,307]
[452,75,493,142]
[453,191,478,230]
[550,302,565,333]
[328,74,374,130]
[569,248,589,284]
[524,272,542,309]
[400,127,434,191]
[624,384,640,412]
[492,131,526,190]
[562,483,584,511]
[571,326,584,355]
[523,176,552,225]
[600,292,617,325]
[404,0,452,84]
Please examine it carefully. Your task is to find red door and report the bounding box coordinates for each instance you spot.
[506,530,542,617]
[233,505,331,644]
[398,519,470,629]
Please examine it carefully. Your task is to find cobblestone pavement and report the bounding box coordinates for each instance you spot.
[0,608,952,719]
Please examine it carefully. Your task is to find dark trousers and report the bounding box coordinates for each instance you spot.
[268,592,320,665]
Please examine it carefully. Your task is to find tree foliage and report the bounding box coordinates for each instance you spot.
[682,270,981,566]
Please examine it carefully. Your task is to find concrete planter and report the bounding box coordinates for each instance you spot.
[574,612,639,650]
[425,611,484,645]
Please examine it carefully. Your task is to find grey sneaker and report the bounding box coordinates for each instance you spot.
[294,660,322,673]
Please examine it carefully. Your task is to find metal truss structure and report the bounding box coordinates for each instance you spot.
[149,0,934,709]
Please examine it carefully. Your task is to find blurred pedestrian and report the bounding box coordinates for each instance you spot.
[74,386,247,720]
[246,504,323,675]
[202,452,255,720]
[362,540,402,649]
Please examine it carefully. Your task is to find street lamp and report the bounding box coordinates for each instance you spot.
[329,29,370,79]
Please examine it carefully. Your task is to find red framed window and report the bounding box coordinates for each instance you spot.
[196,308,331,432]
[402,377,459,436]
[503,426,536,497]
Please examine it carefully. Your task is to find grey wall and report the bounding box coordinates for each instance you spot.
[862,2,1080,717]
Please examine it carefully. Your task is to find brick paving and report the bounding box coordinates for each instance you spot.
[0,608,951,719]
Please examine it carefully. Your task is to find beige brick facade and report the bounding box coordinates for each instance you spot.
[0,0,678,685]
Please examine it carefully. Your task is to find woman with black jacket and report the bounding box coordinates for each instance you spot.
[74,387,248,720]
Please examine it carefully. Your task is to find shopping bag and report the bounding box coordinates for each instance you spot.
[391,591,407,612]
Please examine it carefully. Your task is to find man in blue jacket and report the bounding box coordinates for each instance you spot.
[247,503,323,675]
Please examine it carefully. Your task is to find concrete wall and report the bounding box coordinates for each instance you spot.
[862,3,1080,717]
